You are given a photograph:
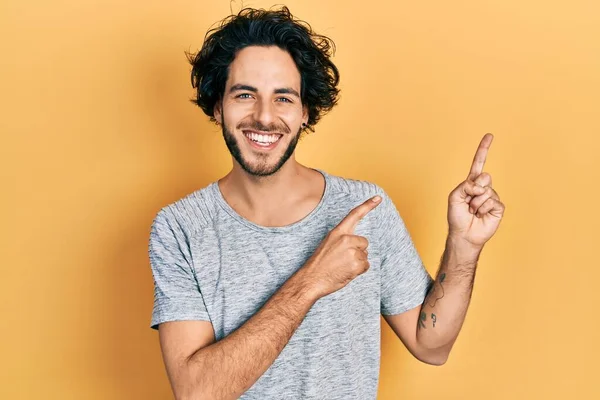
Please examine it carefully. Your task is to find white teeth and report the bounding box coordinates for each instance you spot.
[245,132,280,144]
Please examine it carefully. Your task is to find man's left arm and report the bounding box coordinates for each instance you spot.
[384,133,505,366]
[383,236,482,366]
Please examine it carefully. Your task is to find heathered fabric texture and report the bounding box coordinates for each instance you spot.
[148,169,434,399]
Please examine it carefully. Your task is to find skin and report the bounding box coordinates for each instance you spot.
[213,45,323,228]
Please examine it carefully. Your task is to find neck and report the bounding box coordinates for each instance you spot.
[219,158,309,213]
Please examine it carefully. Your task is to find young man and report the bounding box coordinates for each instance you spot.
[148,6,505,400]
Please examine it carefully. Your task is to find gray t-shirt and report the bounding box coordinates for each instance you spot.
[148,168,434,399]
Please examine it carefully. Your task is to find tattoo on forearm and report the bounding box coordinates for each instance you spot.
[419,311,438,329]
[426,272,446,307]
[419,312,427,329]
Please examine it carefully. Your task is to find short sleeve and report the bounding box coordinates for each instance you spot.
[148,208,210,330]
[376,189,434,315]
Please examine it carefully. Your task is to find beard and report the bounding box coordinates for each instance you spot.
[221,118,302,177]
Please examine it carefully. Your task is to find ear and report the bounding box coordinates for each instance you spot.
[302,105,309,126]
[213,99,223,123]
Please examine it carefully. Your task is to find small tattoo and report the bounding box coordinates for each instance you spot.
[427,272,446,307]
[419,311,427,329]
[431,313,437,328]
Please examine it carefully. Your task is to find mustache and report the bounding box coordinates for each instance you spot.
[236,120,291,134]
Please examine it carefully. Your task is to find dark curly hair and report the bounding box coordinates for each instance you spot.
[187,6,340,131]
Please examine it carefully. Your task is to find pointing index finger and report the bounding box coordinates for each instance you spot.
[468,133,493,180]
[336,196,382,233]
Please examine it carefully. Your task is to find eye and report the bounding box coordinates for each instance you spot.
[236,93,253,99]
[276,97,293,103]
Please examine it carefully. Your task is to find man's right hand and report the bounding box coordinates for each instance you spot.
[299,195,382,299]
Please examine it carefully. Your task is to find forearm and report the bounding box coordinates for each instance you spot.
[416,235,482,350]
[183,270,318,400]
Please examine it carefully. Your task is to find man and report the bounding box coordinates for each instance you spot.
[148,6,505,400]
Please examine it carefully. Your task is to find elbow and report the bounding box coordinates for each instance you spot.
[419,353,448,366]
[173,384,197,400]
[413,341,453,366]
[173,376,219,400]
[171,366,205,400]
[173,360,234,400]
[174,386,208,400]
[173,378,229,400]
[176,387,235,400]
[414,338,456,367]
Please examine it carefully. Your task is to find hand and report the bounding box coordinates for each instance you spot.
[300,196,382,299]
[447,133,506,249]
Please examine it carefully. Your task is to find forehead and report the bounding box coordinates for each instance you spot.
[226,46,301,91]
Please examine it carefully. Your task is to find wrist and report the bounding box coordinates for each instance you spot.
[446,235,482,264]
[287,267,322,304]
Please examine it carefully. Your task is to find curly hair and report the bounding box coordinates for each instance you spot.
[187,6,340,131]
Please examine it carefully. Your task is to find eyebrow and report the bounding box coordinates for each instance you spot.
[274,87,300,98]
[229,84,300,98]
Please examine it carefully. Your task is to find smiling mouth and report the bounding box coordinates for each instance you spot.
[243,130,283,147]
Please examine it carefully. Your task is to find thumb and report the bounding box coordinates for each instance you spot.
[462,180,487,198]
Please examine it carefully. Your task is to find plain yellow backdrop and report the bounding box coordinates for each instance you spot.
[2,0,599,399]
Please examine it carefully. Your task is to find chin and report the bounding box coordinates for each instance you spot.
[222,123,300,177]
[239,159,286,177]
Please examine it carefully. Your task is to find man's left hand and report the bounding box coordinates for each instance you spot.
[447,133,506,249]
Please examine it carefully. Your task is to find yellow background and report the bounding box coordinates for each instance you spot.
[2,0,599,399]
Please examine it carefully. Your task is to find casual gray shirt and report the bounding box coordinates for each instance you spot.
[148,168,434,399]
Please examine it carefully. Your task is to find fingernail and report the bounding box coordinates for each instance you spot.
[372,196,381,203]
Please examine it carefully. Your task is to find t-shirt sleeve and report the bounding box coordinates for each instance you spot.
[376,189,434,315]
[148,208,210,330]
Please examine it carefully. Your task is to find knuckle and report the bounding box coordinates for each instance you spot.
[474,173,492,186]
[350,258,362,271]
[362,261,371,273]
[351,206,364,217]
[359,236,369,248]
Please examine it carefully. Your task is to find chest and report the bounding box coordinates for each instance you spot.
[189,222,382,340]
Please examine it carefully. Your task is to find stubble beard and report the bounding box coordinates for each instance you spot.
[220,118,302,177]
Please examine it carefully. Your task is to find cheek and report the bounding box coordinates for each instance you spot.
[222,103,249,125]
[278,105,303,124]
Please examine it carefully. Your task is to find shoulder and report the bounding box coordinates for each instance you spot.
[150,183,218,238]
[322,170,396,226]
[324,170,386,200]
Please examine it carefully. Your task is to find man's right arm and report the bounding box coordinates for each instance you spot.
[159,268,318,400]
[158,196,382,400]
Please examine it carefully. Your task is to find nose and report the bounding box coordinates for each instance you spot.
[253,98,276,128]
